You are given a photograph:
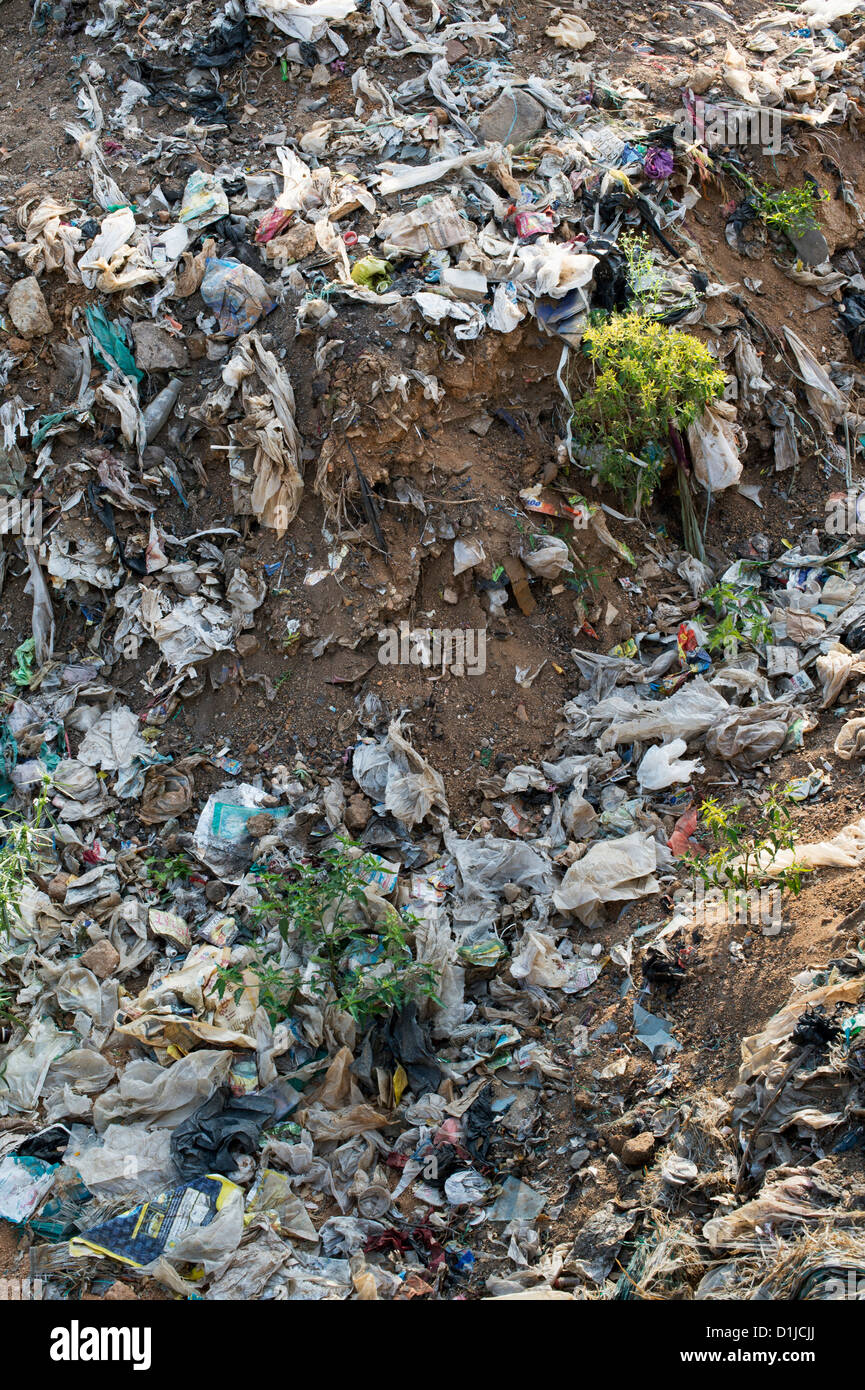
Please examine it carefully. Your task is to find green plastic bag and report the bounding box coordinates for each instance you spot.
[84,305,143,382]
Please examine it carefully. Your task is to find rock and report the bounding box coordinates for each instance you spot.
[787,226,830,268]
[47,873,70,903]
[788,75,817,103]
[269,220,318,263]
[690,65,716,93]
[441,267,488,302]
[345,792,372,832]
[621,1132,655,1168]
[187,332,207,361]
[236,633,260,657]
[246,812,276,839]
[310,62,332,87]
[103,1281,138,1301]
[131,322,189,371]
[205,879,227,904]
[476,89,545,147]
[7,276,53,335]
[79,939,121,979]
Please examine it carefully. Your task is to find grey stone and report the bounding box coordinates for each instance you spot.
[787,226,830,268]
[8,276,53,335]
[132,322,189,371]
[476,89,545,147]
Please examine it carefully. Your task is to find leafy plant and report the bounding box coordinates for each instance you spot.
[215,949,301,1028]
[751,181,829,240]
[145,852,196,894]
[0,781,52,934]
[572,314,726,514]
[703,579,772,656]
[621,231,663,314]
[569,561,603,596]
[682,788,811,900]
[0,985,21,1029]
[249,842,440,1025]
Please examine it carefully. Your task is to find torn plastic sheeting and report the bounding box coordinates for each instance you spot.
[453,537,486,575]
[377,195,470,253]
[139,591,236,675]
[816,646,865,708]
[193,784,292,879]
[414,291,485,340]
[0,1017,76,1114]
[65,1124,174,1197]
[352,719,448,829]
[569,1202,636,1284]
[245,0,357,42]
[783,328,846,435]
[78,208,138,290]
[732,810,865,881]
[76,705,151,772]
[25,544,55,669]
[115,1011,256,1054]
[488,1175,547,1221]
[137,761,195,823]
[245,1168,319,1243]
[178,170,230,232]
[633,1000,682,1058]
[45,1047,115,1099]
[509,929,589,991]
[0,1153,57,1223]
[704,704,805,769]
[688,400,744,493]
[92,1050,234,1133]
[546,14,596,48]
[84,304,143,382]
[515,244,598,301]
[834,716,865,760]
[378,148,497,196]
[522,537,573,578]
[447,833,555,900]
[205,332,303,535]
[488,282,527,334]
[597,677,730,750]
[739,976,864,1084]
[96,372,146,454]
[201,258,277,338]
[702,1169,841,1253]
[553,831,660,926]
[171,1090,275,1181]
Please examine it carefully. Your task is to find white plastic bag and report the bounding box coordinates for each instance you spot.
[688,400,743,493]
[637,738,704,790]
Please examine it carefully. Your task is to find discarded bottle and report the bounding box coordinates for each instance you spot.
[143,377,182,443]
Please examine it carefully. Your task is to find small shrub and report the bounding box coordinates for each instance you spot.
[0,782,52,934]
[682,788,811,900]
[571,314,726,512]
[239,842,440,1025]
[752,181,829,241]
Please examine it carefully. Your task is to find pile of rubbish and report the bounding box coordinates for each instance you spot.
[2,0,865,1300]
